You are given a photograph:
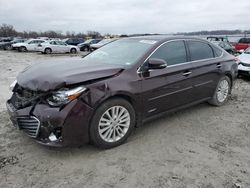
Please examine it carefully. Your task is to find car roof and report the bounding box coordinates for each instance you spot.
[128,35,208,43]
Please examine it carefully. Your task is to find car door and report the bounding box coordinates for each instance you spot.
[186,40,223,101]
[141,40,196,118]
[26,40,37,51]
[48,41,57,52]
[53,41,66,53]
[59,41,70,53]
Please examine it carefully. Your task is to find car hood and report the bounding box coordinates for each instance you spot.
[238,53,250,64]
[17,57,124,92]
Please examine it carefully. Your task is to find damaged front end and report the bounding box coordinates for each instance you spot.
[7,85,42,139]
[6,82,93,147]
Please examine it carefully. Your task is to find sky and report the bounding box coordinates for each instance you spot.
[0,0,250,35]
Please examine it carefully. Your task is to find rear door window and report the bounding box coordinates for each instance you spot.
[187,41,214,61]
[150,40,187,66]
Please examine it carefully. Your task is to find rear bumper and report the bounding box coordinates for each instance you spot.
[6,99,94,147]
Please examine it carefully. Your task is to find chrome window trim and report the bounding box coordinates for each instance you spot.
[137,39,224,73]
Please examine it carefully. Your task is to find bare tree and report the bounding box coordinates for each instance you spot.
[0,24,17,37]
[87,31,101,39]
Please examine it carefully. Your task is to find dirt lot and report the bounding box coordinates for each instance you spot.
[0,50,250,188]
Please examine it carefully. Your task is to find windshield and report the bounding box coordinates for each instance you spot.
[24,39,32,43]
[83,39,157,66]
[84,39,93,43]
[244,48,250,54]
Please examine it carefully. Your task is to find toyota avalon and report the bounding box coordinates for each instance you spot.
[6,36,238,148]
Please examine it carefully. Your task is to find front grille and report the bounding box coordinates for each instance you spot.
[16,116,40,138]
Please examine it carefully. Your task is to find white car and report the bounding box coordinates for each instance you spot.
[38,40,79,54]
[12,39,46,52]
[238,47,250,76]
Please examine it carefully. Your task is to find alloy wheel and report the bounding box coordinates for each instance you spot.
[98,106,130,143]
[216,79,229,103]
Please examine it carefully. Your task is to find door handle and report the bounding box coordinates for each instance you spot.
[217,63,222,68]
[183,71,192,76]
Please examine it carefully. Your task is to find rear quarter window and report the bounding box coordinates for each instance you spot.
[187,41,214,61]
[212,45,223,57]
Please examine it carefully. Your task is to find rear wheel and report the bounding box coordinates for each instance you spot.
[90,98,135,149]
[44,48,52,54]
[19,46,27,52]
[70,48,77,54]
[4,45,12,50]
[208,76,231,106]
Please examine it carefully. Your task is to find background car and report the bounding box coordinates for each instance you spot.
[210,40,236,55]
[77,39,102,51]
[0,38,27,50]
[12,39,46,52]
[90,38,117,51]
[237,47,250,76]
[63,38,84,46]
[38,40,79,54]
[233,38,250,52]
[0,37,13,50]
[207,36,229,42]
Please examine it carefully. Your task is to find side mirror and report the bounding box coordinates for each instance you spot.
[148,58,167,69]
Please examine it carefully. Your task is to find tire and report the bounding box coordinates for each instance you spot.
[4,45,12,50]
[44,48,52,54]
[19,46,27,52]
[208,76,231,106]
[70,48,77,54]
[82,46,89,52]
[90,98,135,149]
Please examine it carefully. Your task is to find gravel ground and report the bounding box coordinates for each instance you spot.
[0,50,250,188]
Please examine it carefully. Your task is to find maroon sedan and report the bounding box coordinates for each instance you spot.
[6,36,238,148]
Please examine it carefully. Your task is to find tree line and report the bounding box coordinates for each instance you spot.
[1,23,250,39]
[0,23,103,39]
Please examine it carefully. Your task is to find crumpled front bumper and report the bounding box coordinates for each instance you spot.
[6,99,94,147]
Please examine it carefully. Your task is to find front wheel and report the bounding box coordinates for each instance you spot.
[208,76,231,106]
[82,46,89,52]
[70,48,77,54]
[90,98,135,149]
